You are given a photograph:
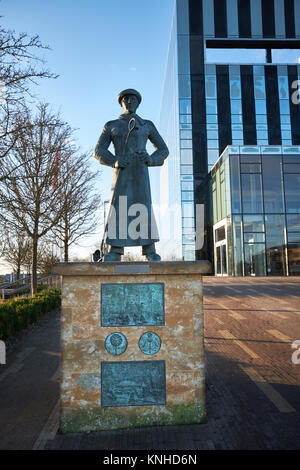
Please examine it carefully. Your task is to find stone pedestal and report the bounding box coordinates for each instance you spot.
[53,261,211,433]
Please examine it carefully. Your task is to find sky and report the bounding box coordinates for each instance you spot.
[0,0,175,272]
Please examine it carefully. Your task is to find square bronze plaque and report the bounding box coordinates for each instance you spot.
[101,360,166,407]
[101,283,164,326]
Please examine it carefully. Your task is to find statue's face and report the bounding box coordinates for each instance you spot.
[121,94,139,114]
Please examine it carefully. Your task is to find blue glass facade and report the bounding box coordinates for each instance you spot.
[204,64,300,172]
[158,0,300,271]
[158,0,195,260]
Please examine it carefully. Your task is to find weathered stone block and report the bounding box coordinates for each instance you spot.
[53,261,210,432]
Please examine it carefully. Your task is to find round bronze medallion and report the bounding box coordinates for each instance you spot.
[105,332,127,356]
[139,331,161,355]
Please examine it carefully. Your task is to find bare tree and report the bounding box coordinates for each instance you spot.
[0,102,77,295]
[1,228,31,279]
[0,21,57,167]
[37,240,60,277]
[50,152,101,261]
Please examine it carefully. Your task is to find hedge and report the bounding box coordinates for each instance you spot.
[0,288,61,340]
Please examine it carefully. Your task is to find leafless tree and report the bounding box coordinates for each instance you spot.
[37,240,60,277]
[50,152,101,262]
[0,21,57,166]
[0,227,31,279]
[0,102,78,295]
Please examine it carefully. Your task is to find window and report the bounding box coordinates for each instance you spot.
[179,75,191,98]
[232,215,243,276]
[206,114,218,123]
[231,114,243,124]
[181,149,193,164]
[287,214,300,232]
[230,75,241,99]
[257,130,268,140]
[182,202,194,217]
[208,149,220,165]
[244,233,265,243]
[262,155,285,213]
[180,114,192,124]
[278,76,289,100]
[254,76,265,99]
[207,139,219,149]
[244,244,266,276]
[180,130,192,139]
[281,115,291,125]
[181,165,193,175]
[265,215,287,276]
[207,130,218,139]
[182,226,195,235]
[241,173,263,214]
[205,75,217,98]
[182,218,195,228]
[230,100,242,115]
[284,164,300,173]
[229,155,241,213]
[182,234,195,244]
[215,226,226,242]
[255,100,267,114]
[256,115,267,124]
[241,163,261,173]
[177,36,190,74]
[284,174,300,213]
[181,191,194,201]
[206,99,217,114]
[181,181,193,191]
[180,140,192,149]
[179,99,191,114]
[232,130,243,140]
[240,154,261,163]
[282,130,292,140]
[243,215,264,232]
[288,233,300,243]
[279,100,290,114]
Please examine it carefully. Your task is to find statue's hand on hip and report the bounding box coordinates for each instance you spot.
[114,156,129,168]
[136,150,152,166]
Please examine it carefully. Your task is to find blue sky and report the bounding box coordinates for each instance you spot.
[0,0,175,265]
[1,0,174,199]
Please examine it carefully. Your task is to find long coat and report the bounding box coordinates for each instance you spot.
[94,113,169,247]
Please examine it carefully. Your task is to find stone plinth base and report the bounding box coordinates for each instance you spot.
[53,261,211,433]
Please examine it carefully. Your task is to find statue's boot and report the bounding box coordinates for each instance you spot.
[145,253,161,261]
[104,246,123,262]
[142,243,161,262]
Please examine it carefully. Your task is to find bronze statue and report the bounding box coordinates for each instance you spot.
[94,89,169,261]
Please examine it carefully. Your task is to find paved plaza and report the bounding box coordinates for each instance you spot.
[0,277,299,450]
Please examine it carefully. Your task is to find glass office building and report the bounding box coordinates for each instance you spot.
[158,1,195,261]
[211,145,300,276]
[158,0,300,274]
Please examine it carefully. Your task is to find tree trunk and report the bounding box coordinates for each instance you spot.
[64,238,68,262]
[31,237,38,296]
[17,246,21,280]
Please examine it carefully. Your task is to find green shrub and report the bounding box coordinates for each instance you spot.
[0,289,61,340]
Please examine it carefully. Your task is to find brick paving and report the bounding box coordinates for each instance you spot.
[45,276,300,450]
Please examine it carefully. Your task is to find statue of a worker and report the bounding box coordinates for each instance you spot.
[94,89,169,262]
